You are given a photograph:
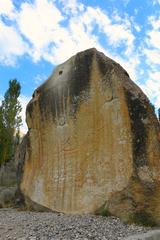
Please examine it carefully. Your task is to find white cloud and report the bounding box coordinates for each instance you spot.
[34,74,47,85]
[146,16,160,50]
[0,0,137,78]
[78,7,135,55]
[147,30,160,49]
[0,20,28,65]
[140,71,160,108]
[122,0,130,6]
[139,15,160,111]
[114,54,140,81]
[17,1,103,63]
[0,0,15,18]
[14,0,136,66]
[134,23,141,32]
[144,49,160,65]
[136,16,160,85]
[0,95,3,104]
[59,0,84,14]
[153,0,160,5]
[18,0,64,62]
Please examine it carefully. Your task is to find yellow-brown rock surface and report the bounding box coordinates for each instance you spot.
[19,48,160,224]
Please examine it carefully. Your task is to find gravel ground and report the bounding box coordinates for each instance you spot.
[0,208,151,240]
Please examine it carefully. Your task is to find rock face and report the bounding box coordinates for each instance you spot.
[0,160,17,207]
[19,48,160,224]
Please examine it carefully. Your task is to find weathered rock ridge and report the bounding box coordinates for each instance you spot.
[18,48,160,224]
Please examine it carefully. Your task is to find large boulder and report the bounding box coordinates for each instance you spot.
[18,48,160,224]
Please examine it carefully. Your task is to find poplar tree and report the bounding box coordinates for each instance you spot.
[0,79,22,166]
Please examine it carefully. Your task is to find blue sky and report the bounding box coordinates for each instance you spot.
[0,0,160,132]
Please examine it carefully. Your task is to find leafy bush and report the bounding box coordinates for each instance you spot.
[95,203,111,217]
[130,211,157,227]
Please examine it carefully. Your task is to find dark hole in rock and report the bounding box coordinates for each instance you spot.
[59,70,63,75]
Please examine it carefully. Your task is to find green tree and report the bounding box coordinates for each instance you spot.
[0,79,22,166]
